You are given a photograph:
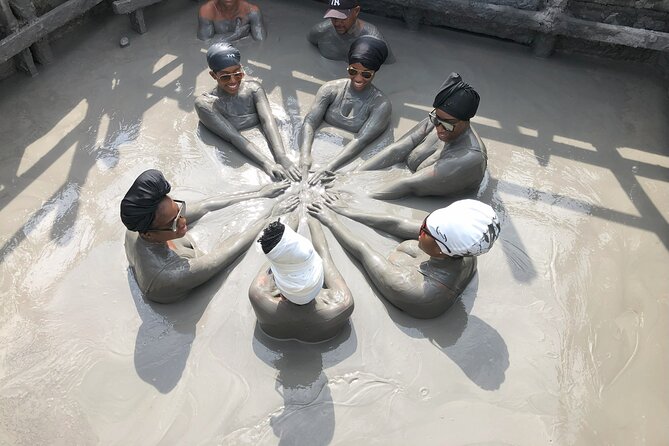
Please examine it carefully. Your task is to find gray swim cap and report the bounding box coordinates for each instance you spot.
[207,42,241,72]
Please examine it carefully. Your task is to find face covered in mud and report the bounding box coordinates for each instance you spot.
[330,6,360,34]
[418,215,449,258]
[211,64,245,95]
[347,63,374,91]
[141,196,188,243]
[429,108,468,143]
[346,36,387,92]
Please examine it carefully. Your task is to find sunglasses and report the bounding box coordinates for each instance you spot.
[148,200,186,232]
[347,66,374,80]
[428,109,458,132]
[215,69,244,82]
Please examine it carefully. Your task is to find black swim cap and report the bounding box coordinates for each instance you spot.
[432,73,480,121]
[207,42,241,72]
[120,169,171,232]
[348,36,388,72]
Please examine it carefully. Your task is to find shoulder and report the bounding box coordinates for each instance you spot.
[198,1,216,20]
[318,79,346,94]
[244,1,260,13]
[310,20,332,34]
[242,78,265,95]
[359,20,383,38]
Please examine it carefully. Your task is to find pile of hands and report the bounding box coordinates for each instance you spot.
[256,169,358,227]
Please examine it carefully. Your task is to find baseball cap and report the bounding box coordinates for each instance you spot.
[324,0,358,19]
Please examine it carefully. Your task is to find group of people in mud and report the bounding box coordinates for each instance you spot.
[119,0,502,342]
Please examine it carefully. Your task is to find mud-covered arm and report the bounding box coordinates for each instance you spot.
[248,9,266,41]
[186,181,290,223]
[307,218,352,296]
[323,97,392,173]
[299,83,337,172]
[194,94,280,176]
[197,16,215,40]
[253,86,299,179]
[325,194,422,239]
[356,117,433,171]
[153,215,269,297]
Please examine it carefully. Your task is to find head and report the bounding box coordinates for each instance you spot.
[431,72,480,142]
[347,36,387,92]
[216,0,239,9]
[418,200,501,259]
[324,0,360,34]
[258,222,324,305]
[120,170,188,243]
[206,42,243,95]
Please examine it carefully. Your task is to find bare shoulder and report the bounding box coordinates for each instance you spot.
[244,1,260,13]
[198,0,216,20]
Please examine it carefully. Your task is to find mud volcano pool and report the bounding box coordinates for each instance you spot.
[0,0,668,444]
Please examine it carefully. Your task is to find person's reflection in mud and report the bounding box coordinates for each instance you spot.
[252,324,356,446]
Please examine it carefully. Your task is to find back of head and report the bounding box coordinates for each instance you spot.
[120,169,171,232]
[425,199,500,257]
[257,224,324,305]
[206,42,241,72]
[348,35,388,72]
[258,220,285,254]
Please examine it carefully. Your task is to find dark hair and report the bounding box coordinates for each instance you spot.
[258,220,285,254]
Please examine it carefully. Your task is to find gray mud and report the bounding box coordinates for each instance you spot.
[0,0,667,444]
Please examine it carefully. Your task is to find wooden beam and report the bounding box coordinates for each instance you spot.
[0,0,104,63]
[112,0,161,15]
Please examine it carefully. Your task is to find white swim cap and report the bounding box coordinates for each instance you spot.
[425,199,501,257]
[263,225,324,305]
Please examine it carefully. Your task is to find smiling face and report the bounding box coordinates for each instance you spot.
[433,108,469,143]
[140,196,188,243]
[347,62,374,91]
[330,6,360,34]
[210,64,244,95]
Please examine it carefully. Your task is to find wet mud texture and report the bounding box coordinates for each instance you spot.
[0,0,668,444]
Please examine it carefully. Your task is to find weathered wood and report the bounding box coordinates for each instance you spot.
[17,47,37,75]
[532,0,569,56]
[31,38,53,64]
[129,8,146,34]
[112,0,161,15]
[0,0,38,74]
[0,0,104,63]
[383,0,669,52]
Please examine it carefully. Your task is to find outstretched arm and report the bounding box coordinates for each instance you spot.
[299,83,336,176]
[307,218,351,295]
[248,9,266,41]
[310,98,391,184]
[356,118,432,171]
[253,87,300,180]
[186,180,290,223]
[324,193,422,239]
[195,94,285,180]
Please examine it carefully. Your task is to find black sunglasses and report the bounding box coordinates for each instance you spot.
[347,66,374,79]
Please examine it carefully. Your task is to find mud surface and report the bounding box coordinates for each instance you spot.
[0,0,667,444]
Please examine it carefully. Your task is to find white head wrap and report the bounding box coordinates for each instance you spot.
[425,199,501,257]
[263,225,324,305]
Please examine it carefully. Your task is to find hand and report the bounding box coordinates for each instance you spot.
[324,191,353,217]
[264,163,290,181]
[306,201,338,227]
[308,169,336,187]
[270,195,300,217]
[280,160,301,182]
[259,179,290,198]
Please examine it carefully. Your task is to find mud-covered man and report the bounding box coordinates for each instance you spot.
[307,0,394,63]
[198,0,265,42]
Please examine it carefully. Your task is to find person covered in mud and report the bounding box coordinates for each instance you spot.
[197,0,265,42]
[307,0,394,64]
[249,215,354,343]
[355,73,487,199]
[308,197,500,318]
[299,35,392,185]
[120,169,295,304]
[195,43,300,181]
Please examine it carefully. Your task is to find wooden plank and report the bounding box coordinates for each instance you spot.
[0,0,104,63]
[112,0,161,15]
[129,8,146,34]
